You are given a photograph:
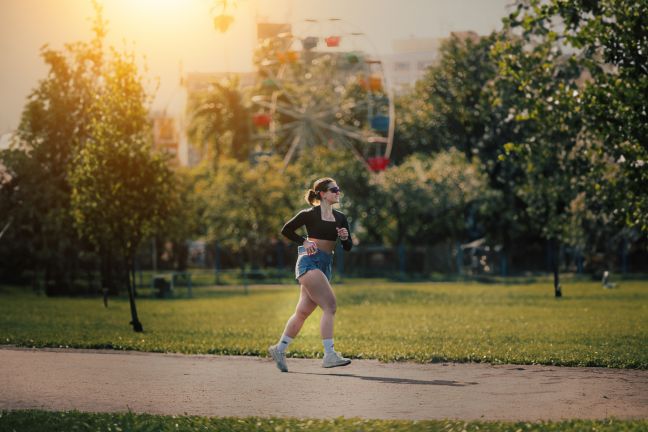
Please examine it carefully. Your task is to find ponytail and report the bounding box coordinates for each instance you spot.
[305,177,335,205]
[305,189,319,205]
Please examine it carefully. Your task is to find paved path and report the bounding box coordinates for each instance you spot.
[1,347,647,421]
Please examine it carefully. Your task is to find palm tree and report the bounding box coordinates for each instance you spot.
[186,76,253,166]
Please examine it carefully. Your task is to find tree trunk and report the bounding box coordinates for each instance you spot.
[44,247,68,296]
[397,242,406,277]
[173,240,189,271]
[126,254,143,332]
[501,228,511,277]
[551,239,562,298]
[44,262,63,296]
[456,240,463,276]
[132,253,138,298]
[621,237,628,274]
[422,244,433,276]
[100,248,118,296]
[31,269,40,294]
[151,238,158,274]
[395,207,406,278]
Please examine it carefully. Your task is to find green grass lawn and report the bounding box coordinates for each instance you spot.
[1,410,647,432]
[1,280,646,368]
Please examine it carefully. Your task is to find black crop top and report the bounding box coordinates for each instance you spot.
[281,206,353,251]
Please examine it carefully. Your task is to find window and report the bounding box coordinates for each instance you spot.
[394,62,410,71]
[418,60,433,71]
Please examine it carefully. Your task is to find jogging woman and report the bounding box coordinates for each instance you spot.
[269,177,353,372]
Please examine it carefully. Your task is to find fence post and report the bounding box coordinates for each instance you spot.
[151,239,157,290]
[456,241,463,276]
[336,242,344,282]
[576,250,584,274]
[137,257,143,290]
[621,237,628,274]
[500,250,508,277]
[214,242,221,285]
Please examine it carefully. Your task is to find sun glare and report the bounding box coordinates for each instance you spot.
[120,0,208,23]
[130,0,189,11]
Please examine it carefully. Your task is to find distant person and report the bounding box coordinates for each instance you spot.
[602,271,617,289]
[269,177,353,372]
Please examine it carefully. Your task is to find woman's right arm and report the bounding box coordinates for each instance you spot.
[281,210,308,245]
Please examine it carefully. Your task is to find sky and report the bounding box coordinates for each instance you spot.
[0,0,512,134]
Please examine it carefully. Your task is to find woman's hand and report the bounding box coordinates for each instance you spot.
[336,227,349,241]
[303,240,318,255]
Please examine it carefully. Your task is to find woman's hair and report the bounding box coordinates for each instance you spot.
[305,177,335,205]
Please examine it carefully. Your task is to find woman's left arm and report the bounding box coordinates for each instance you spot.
[338,215,353,251]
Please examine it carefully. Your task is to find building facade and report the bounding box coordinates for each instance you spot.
[383,31,480,94]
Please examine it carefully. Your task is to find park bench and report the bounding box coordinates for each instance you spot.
[153,272,193,298]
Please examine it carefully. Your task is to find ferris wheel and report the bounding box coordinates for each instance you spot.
[250,18,395,172]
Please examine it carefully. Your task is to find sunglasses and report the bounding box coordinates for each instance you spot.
[327,187,341,193]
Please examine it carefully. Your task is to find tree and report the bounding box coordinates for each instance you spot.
[372,150,491,274]
[156,167,201,271]
[293,143,491,276]
[71,138,173,332]
[490,0,647,292]
[68,5,175,331]
[195,156,300,269]
[395,33,497,161]
[0,148,45,285]
[506,0,648,234]
[0,3,110,293]
[396,31,533,274]
[186,76,253,165]
[494,11,608,296]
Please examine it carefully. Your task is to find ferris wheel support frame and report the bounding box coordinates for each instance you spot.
[253,18,395,172]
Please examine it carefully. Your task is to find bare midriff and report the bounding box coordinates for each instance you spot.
[308,237,337,254]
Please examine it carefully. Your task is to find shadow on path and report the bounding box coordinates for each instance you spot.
[293,372,478,386]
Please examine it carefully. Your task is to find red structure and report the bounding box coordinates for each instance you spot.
[325,36,341,47]
[367,156,390,172]
[253,113,271,127]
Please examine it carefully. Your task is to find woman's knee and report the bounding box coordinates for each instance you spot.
[301,270,336,313]
[321,299,337,315]
[295,305,313,320]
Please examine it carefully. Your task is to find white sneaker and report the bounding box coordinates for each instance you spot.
[268,344,288,372]
[322,350,351,368]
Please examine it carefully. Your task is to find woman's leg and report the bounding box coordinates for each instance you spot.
[282,285,318,338]
[298,270,336,339]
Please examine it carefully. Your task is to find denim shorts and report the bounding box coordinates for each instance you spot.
[295,246,332,282]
